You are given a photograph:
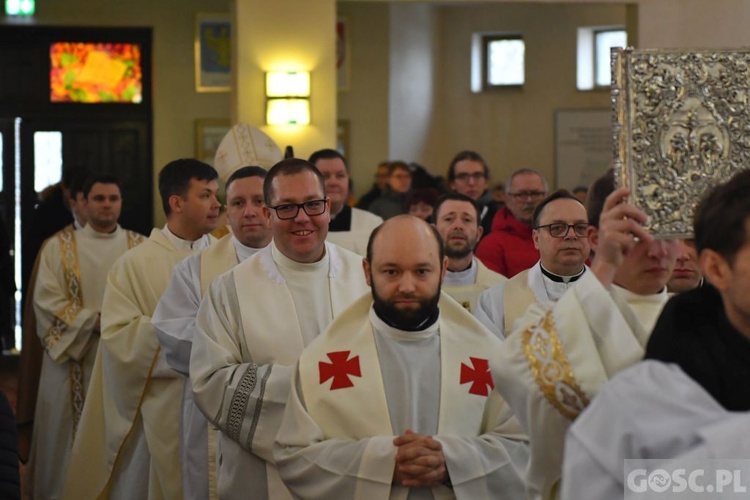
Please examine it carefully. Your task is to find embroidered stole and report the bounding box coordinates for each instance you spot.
[300,292,498,441]
[51,228,143,437]
[518,279,662,421]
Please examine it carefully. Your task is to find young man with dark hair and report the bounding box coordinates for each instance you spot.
[476,189,590,338]
[433,192,506,314]
[190,158,369,498]
[308,149,382,256]
[562,169,750,499]
[28,175,144,499]
[153,166,272,499]
[64,159,220,499]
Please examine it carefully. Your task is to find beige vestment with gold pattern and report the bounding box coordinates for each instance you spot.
[491,271,669,500]
[62,228,212,500]
[27,224,143,500]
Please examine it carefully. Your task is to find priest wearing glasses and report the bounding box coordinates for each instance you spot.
[475,189,590,339]
[189,158,368,499]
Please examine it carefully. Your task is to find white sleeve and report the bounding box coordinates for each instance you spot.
[153,255,202,376]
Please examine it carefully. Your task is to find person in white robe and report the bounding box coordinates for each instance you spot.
[310,148,383,255]
[27,176,144,500]
[433,193,506,315]
[16,173,89,464]
[563,170,750,499]
[275,215,529,499]
[561,361,747,500]
[152,166,272,500]
[491,170,680,500]
[62,159,221,500]
[190,159,370,499]
[475,190,590,338]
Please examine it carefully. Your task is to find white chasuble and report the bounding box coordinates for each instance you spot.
[443,258,506,315]
[491,271,670,500]
[276,293,529,500]
[28,224,143,500]
[62,228,212,500]
[190,242,369,500]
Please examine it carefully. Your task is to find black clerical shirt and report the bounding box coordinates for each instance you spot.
[328,205,352,232]
[645,284,750,411]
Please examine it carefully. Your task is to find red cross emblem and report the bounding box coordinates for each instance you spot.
[319,351,361,390]
[460,357,494,396]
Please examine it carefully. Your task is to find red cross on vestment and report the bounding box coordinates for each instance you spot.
[319,351,362,390]
[460,357,494,396]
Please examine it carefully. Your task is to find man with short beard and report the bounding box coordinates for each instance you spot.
[433,193,506,315]
[274,215,529,499]
[476,189,591,339]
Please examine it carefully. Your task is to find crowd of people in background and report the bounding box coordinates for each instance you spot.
[3,143,737,500]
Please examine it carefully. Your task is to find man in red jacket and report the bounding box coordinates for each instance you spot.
[475,168,547,278]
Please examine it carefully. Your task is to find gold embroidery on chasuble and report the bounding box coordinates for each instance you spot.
[126,230,145,249]
[521,313,590,420]
[46,229,83,351]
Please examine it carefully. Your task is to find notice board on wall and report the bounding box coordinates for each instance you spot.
[554,109,612,191]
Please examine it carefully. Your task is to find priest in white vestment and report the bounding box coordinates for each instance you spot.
[62,160,221,500]
[433,193,506,315]
[28,176,144,500]
[275,215,529,499]
[152,166,272,500]
[190,159,370,499]
[475,190,590,338]
[309,149,383,256]
[491,171,679,500]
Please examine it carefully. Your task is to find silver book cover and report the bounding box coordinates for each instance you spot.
[611,47,750,238]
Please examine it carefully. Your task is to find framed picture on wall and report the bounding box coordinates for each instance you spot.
[195,119,231,166]
[336,17,350,91]
[195,13,231,92]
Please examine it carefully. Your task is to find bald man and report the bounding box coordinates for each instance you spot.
[274,215,528,499]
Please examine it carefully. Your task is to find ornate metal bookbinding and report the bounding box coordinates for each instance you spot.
[612,47,750,238]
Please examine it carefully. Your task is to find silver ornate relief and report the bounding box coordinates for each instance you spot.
[612,47,750,238]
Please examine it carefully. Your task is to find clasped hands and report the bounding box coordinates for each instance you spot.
[392,429,449,488]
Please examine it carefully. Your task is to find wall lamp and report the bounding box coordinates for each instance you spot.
[265,71,311,125]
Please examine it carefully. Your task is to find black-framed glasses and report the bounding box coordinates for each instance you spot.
[454,172,486,182]
[509,191,546,200]
[267,199,327,220]
[535,223,589,238]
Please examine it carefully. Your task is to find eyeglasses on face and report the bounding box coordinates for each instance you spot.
[266,199,327,220]
[535,223,590,238]
[454,172,486,182]
[509,191,546,200]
